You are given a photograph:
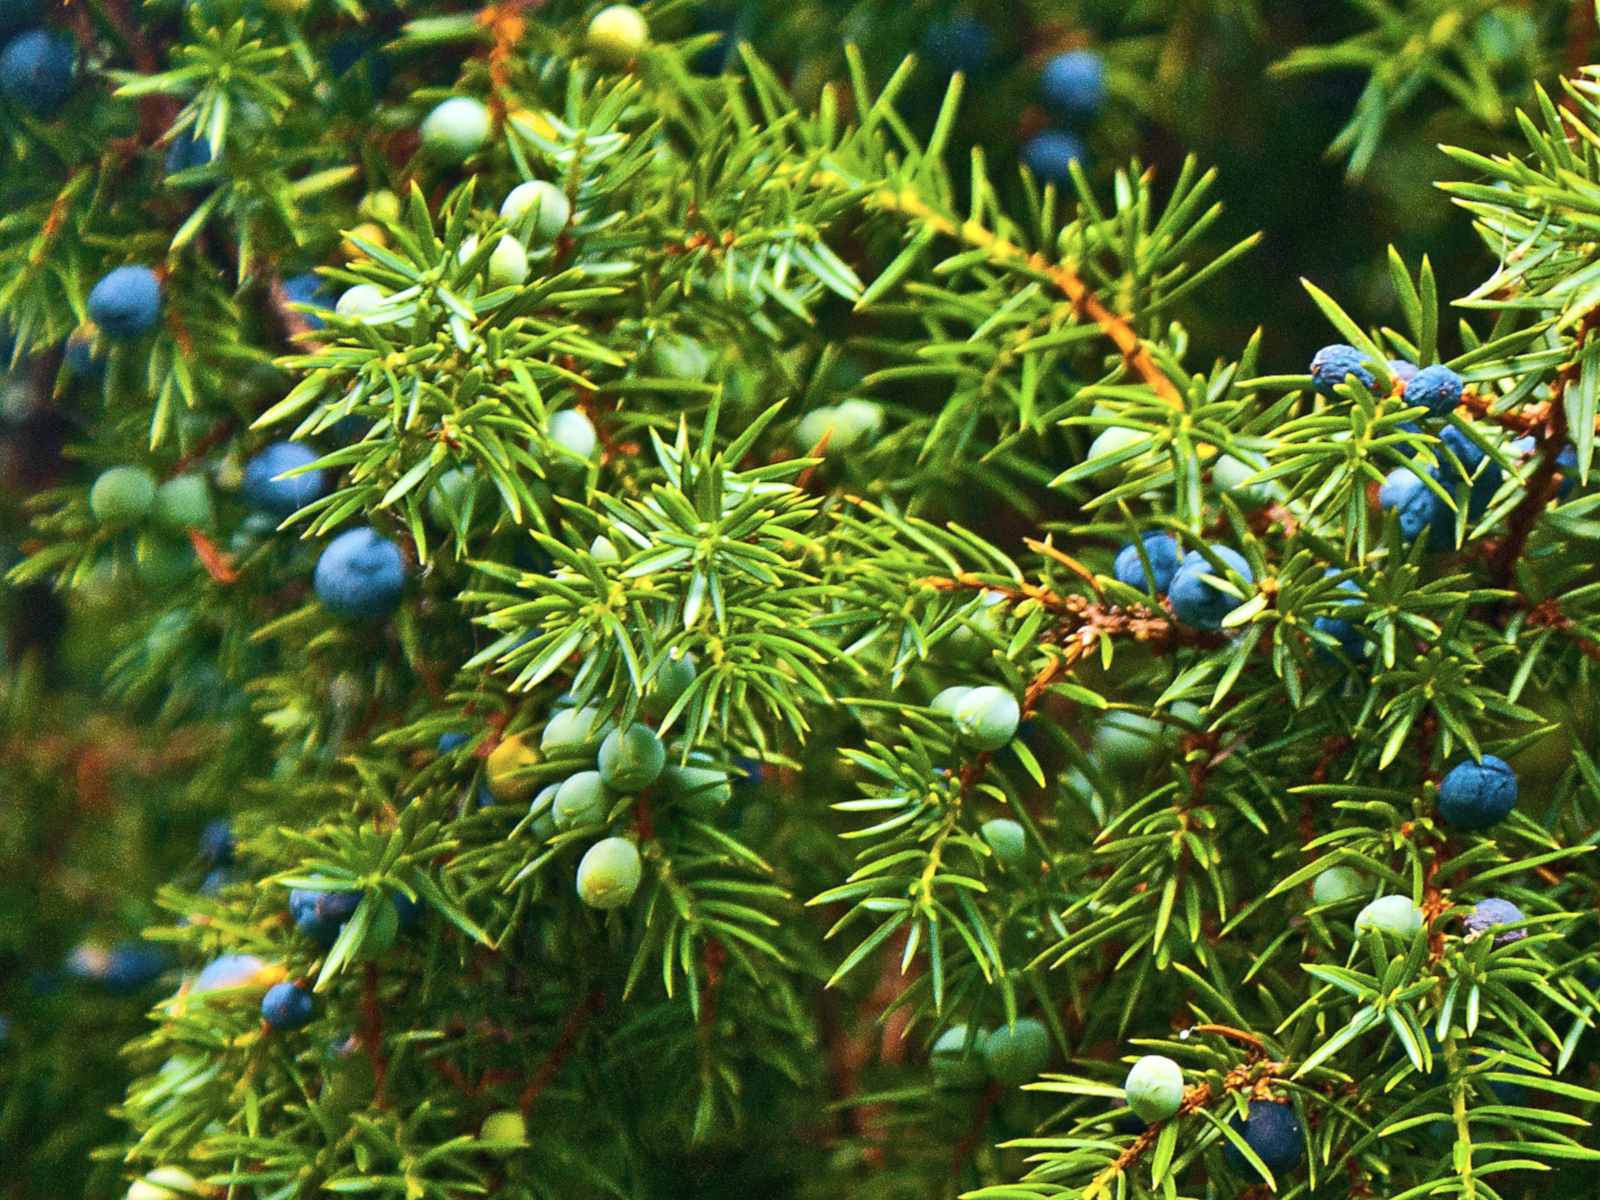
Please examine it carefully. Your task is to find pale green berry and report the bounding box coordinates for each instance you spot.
[487,235,529,287]
[598,723,666,792]
[1086,426,1147,477]
[586,4,649,66]
[931,1024,988,1088]
[90,465,158,527]
[576,836,643,909]
[1123,1054,1184,1122]
[426,466,478,526]
[1356,894,1423,937]
[1212,452,1276,510]
[1312,866,1366,906]
[127,1167,200,1200]
[421,97,492,162]
[336,284,386,319]
[547,409,598,461]
[553,770,612,830]
[501,180,571,243]
[931,685,972,717]
[953,686,1021,751]
[541,705,609,753]
[649,334,713,381]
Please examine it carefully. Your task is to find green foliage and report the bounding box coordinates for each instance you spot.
[8,2,1600,1200]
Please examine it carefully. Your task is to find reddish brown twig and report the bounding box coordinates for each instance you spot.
[361,965,389,1107]
[518,988,604,1114]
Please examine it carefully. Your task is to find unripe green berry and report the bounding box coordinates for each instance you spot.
[486,733,541,802]
[598,723,666,792]
[90,465,157,527]
[931,685,972,717]
[981,1017,1051,1086]
[1123,1054,1184,1122]
[479,1109,528,1145]
[1086,426,1148,477]
[653,650,698,710]
[151,474,214,534]
[953,686,1020,751]
[662,753,732,816]
[1212,452,1276,510]
[586,4,649,66]
[358,189,401,224]
[980,817,1026,866]
[421,97,491,162]
[576,836,643,909]
[1092,710,1165,776]
[426,466,479,526]
[553,770,611,830]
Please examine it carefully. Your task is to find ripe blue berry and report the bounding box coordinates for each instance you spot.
[982,1017,1051,1086]
[280,273,332,331]
[261,982,314,1030]
[1404,364,1464,416]
[313,527,406,619]
[436,731,469,754]
[199,818,234,867]
[576,836,643,909]
[1113,532,1180,593]
[1309,344,1375,395]
[598,723,666,792]
[1040,50,1106,122]
[1387,359,1419,384]
[1356,894,1423,937]
[1463,897,1526,946]
[290,889,362,946]
[87,266,162,339]
[1224,1099,1304,1176]
[924,16,992,74]
[980,817,1026,866]
[1437,755,1517,831]
[1378,467,1448,547]
[243,441,329,516]
[1511,435,1579,497]
[1022,130,1087,185]
[952,686,1021,750]
[1123,1054,1184,1123]
[0,0,40,33]
[64,325,103,379]
[1312,570,1364,660]
[163,129,213,181]
[0,27,75,116]
[1437,425,1502,521]
[1167,546,1253,630]
[191,952,276,994]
